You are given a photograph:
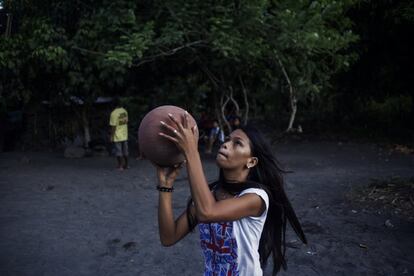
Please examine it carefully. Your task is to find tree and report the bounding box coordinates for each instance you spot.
[264,0,358,132]
[0,0,360,147]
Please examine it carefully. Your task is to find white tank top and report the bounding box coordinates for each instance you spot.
[198,188,269,276]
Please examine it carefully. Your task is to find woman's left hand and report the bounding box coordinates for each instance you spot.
[159,111,198,157]
[153,162,183,188]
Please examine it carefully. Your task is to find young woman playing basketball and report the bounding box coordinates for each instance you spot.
[155,112,307,275]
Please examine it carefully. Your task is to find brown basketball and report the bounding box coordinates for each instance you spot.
[138,105,199,167]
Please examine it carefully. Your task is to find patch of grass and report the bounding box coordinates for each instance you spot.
[349,177,414,221]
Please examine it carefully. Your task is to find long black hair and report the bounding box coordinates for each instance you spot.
[239,125,307,275]
[186,125,306,275]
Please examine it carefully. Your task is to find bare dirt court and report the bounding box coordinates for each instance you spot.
[0,141,413,275]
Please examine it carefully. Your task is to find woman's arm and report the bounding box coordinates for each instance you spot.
[158,195,195,246]
[156,165,194,246]
[186,153,265,222]
[160,113,265,223]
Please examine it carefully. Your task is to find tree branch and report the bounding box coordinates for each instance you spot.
[276,54,297,132]
[72,40,205,67]
[238,75,249,124]
[71,46,107,56]
[228,86,240,116]
[131,40,205,67]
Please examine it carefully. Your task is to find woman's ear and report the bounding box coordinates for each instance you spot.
[246,157,258,169]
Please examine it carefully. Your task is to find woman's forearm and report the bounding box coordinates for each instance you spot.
[158,192,177,246]
[185,151,216,220]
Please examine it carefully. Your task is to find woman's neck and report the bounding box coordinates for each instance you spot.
[222,168,249,183]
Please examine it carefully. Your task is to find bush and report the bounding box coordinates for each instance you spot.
[366,95,412,125]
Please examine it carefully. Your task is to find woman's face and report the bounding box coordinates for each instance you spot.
[216,129,253,169]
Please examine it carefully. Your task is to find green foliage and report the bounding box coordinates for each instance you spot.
[367,95,413,124]
[0,0,362,144]
[266,0,359,101]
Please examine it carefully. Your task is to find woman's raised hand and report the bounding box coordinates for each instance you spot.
[154,162,184,188]
[159,111,198,157]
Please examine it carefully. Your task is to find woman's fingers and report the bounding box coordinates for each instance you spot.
[178,159,187,168]
[165,166,181,185]
[182,111,189,129]
[160,121,181,138]
[168,167,179,177]
[156,166,167,183]
[168,113,184,132]
[158,132,179,144]
[162,113,197,157]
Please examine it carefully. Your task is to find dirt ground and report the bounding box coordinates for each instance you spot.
[0,141,413,276]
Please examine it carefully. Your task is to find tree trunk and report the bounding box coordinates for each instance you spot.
[228,86,240,116]
[81,107,91,148]
[287,90,297,132]
[276,55,298,132]
[220,91,232,134]
[238,75,249,124]
[212,90,225,136]
[5,13,12,38]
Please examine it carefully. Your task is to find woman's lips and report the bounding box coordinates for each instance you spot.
[217,151,227,158]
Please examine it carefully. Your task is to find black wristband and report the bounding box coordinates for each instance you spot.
[156,185,174,192]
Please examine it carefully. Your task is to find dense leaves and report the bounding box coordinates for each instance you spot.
[0,0,410,146]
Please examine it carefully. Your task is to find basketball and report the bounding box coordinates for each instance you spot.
[138,105,199,167]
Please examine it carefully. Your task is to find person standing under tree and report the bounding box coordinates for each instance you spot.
[205,120,225,154]
[109,97,129,170]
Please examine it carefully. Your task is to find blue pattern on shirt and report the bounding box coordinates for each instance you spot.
[199,221,238,276]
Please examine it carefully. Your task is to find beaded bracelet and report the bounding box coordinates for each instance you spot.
[156,185,174,192]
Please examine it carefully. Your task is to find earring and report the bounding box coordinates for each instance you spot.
[247,164,251,169]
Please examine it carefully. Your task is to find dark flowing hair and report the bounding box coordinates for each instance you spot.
[187,125,307,275]
[239,125,307,274]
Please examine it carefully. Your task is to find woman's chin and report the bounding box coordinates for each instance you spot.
[215,156,226,167]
